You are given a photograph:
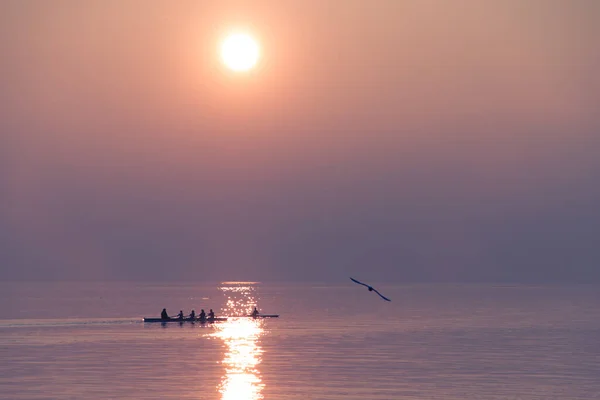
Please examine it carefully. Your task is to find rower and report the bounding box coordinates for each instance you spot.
[189,309,196,319]
[199,309,206,320]
[208,309,215,319]
[161,308,169,320]
[176,310,184,320]
[251,307,259,318]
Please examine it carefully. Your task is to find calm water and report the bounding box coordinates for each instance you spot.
[1,282,599,399]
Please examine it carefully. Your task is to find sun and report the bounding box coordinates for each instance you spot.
[221,33,260,72]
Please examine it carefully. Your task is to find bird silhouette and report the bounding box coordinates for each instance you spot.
[350,277,391,301]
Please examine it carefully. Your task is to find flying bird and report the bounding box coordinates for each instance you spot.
[350,277,391,301]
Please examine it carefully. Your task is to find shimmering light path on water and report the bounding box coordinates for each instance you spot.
[1,282,599,399]
[215,284,265,400]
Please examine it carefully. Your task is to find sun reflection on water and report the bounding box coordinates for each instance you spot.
[213,283,264,400]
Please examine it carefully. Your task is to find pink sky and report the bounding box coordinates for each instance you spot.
[1,1,599,281]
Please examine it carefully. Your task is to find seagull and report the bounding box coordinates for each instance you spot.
[350,277,391,301]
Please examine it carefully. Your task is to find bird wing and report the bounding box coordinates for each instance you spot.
[373,288,391,301]
[350,277,369,288]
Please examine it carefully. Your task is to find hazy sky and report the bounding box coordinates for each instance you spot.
[1,0,599,282]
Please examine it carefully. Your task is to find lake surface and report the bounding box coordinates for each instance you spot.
[1,282,599,399]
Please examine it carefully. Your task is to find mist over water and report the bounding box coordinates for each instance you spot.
[1,282,599,399]
[3,3,599,396]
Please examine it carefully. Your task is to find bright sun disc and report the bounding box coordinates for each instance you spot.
[221,33,259,72]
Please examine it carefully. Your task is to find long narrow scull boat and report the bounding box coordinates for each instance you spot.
[248,314,279,318]
[143,315,280,322]
[143,317,228,323]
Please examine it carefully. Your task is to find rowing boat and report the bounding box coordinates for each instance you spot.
[143,314,279,322]
[143,317,228,323]
[248,314,279,318]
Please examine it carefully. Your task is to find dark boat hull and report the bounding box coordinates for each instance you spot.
[143,317,228,323]
[248,314,279,318]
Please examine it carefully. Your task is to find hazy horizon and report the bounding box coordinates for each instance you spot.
[2,0,599,283]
